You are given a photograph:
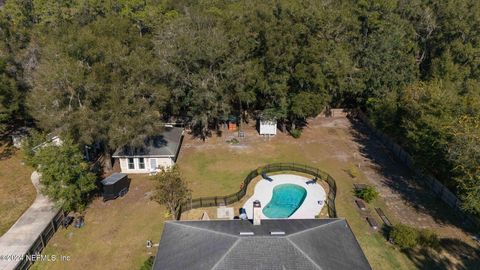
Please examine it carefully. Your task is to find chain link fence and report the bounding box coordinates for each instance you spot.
[353,109,479,230]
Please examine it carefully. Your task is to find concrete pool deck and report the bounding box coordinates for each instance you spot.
[243,174,326,219]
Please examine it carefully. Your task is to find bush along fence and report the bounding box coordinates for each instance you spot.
[175,163,337,220]
[352,109,480,230]
[15,210,64,270]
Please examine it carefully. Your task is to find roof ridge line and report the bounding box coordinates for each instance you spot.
[211,239,241,270]
[286,237,323,270]
[286,219,343,238]
[171,222,240,238]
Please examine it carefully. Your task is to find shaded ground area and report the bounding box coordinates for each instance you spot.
[0,144,35,236]
[31,175,166,270]
[404,238,479,270]
[349,118,476,239]
[345,117,480,269]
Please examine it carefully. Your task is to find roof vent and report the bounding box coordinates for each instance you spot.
[239,232,254,236]
[270,231,286,236]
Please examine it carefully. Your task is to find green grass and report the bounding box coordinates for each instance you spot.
[31,175,166,270]
[0,145,35,236]
[176,127,416,270]
[178,133,477,269]
[31,119,475,270]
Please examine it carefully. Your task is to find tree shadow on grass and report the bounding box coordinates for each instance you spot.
[0,142,15,159]
[348,116,477,235]
[403,238,480,270]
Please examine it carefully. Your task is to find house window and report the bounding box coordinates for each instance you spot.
[138,158,145,169]
[128,158,135,169]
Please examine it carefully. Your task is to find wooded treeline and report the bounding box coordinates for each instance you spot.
[0,0,478,215]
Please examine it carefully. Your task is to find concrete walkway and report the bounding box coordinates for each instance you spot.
[0,171,58,270]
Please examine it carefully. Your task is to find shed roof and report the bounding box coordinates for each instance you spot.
[153,219,371,270]
[112,127,183,158]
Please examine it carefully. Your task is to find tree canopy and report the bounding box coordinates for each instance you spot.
[0,0,479,215]
[151,166,191,218]
[31,137,97,212]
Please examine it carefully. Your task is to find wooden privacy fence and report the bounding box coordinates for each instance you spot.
[176,163,337,219]
[353,109,480,229]
[14,210,64,270]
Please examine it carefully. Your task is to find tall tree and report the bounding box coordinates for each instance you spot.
[27,15,168,170]
[31,137,97,212]
[151,166,191,218]
[0,59,21,133]
[0,0,38,133]
[448,115,480,214]
[155,9,231,139]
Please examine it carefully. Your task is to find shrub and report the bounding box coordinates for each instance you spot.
[354,185,379,203]
[226,138,240,144]
[348,165,359,178]
[389,224,419,249]
[290,128,302,138]
[418,229,440,249]
[389,224,440,250]
[139,256,154,270]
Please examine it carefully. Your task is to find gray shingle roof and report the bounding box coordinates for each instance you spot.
[153,219,372,270]
[112,127,183,158]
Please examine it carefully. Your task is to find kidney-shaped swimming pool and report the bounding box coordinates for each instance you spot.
[262,184,307,218]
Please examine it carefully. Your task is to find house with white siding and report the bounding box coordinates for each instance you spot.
[112,127,184,174]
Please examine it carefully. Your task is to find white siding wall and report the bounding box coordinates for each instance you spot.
[118,157,175,174]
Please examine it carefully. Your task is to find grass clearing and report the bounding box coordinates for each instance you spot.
[176,119,416,270]
[31,175,166,270]
[31,116,478,269]
[0,144,35,236]
[177,117,477,270]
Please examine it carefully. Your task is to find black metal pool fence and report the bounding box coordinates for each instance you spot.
[176,163,337,220]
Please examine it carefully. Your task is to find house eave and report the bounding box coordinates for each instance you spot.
[112,154,175,158]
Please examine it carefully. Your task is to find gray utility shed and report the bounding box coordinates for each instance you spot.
[153,219,372,270]
[100,173,129,201]
[101,173,128,185]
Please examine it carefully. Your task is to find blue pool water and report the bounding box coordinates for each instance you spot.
[262,184,307,218]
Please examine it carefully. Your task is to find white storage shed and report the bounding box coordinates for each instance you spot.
[259,119,277,135]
